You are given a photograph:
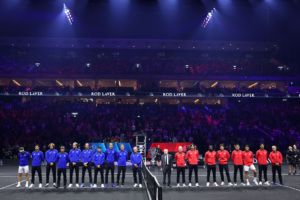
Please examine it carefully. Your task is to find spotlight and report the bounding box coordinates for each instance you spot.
[63,3,73,25]
[86,63,91,68]
[202,8,215,28]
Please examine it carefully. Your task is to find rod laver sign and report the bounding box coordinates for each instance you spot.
[162,92,187,97]
[18,91,43,96]
[231,93,255,98]
[90,92,116,96]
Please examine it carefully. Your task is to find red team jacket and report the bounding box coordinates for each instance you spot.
[186,150,199,165]
[175,152,186,167]
[204,151,217,165]
[231,150,243,165]
[269,151,283,165]
[217,150,230,165]
[243,151,254,166]
[256,149,268,165]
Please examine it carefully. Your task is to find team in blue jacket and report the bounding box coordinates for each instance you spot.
[16,142,143,188]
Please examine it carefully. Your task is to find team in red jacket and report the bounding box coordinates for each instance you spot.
[171,143,284,187]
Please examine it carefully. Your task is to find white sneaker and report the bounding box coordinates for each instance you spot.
[80,184,85,188]
[246,181,250,186]
[253,179,258,186]
[220,181,224,186]
[241,183,246,186]
[214,182,219,187]
[233,183,237,186]
[228,182,233,186]
[39,183,42,188]
[139,184,142,188]
[93,184,97,188]
[53,183,56,187]
[68,184,73,188]
[76,184,80,188]
[25,182,29,188]
[16,182,21,188]
[45,183,49,187]
[188,183,192,187]
[195,183,199,187]
[265,181,270,186]
[177,183,180,187]
[183,184,186,187]
[29,184,34,188]
[101,184,104,188]
[90,184,93,188]
[133,184,138,188]
[206,182,210,187]
[259,181,262,186]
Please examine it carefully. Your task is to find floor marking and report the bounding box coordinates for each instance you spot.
[280,185,300,192]
[0,180,26,190]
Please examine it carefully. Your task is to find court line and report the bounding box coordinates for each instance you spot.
[0,180,26,190]
[280,185,300,192]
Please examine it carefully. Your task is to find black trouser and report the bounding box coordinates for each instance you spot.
[233,165,244,183]
[132,166,142,184]
[105,163,115,184]
[207,165,216,182]
[57,168,67,187]
[117,166,126,185]
[188,164,198,183]
[94,166,104,184]
[272,165,283,184]
[163,165,172,185]
[69,163,79,184]
[46,163,56,183]
[31,166,42,184]
[177,167,185,184]
[258,165,268,182]
[219,164,231,182]
[82,164,92,184]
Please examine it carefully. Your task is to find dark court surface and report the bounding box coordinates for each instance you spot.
[1,164,300,200]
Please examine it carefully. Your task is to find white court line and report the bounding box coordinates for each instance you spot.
[280,185,300,192]
[0,180,26,190]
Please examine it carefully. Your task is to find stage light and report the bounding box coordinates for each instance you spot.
[210,81,218,88]
[63,3,73,25]
[56,80,63,86]
[12,79,21,86]
[202,8,215,28]
[76,80,83,87]
[86,63,91,68]
[248,82,258,89]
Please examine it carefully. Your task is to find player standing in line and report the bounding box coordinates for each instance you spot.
[68,142,81,188]
[269,145,283,185]
[16,147,30,188]
[29,145,44,188]
[175,146,186,187]
[105,143,116,187]
[45,143,58,187]
[256,144,270,185]
[217,144,233,186]
[204,145,218,187]
[231,144,245,186]
[242,145,258,186]
[56,146,69,188]
[116,144,128,187]
[80,143,93,188]
[186,144,199,187]
[130,146,143,188]
[92,146,105,188]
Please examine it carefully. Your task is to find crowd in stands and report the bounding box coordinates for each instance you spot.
[0,48,293,76]
[0,99,299,158]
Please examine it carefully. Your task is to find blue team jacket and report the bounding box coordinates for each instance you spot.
[105,149,116,164]
[56,152,69,169]
[18,151,30,166]
[45,149,58,163]
[31,151,44,167]
[69,149,81,163]
[130,152,142,167]
[80,149,93,163]
[117,150,128,166]
[93,152,105,166]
